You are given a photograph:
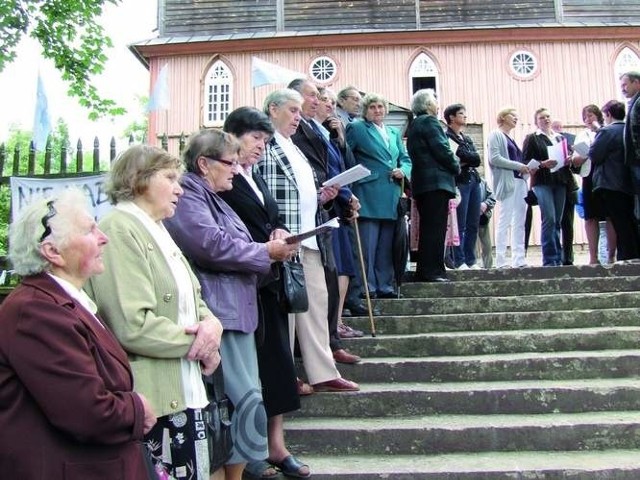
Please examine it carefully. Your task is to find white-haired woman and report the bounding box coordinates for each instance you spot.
[0,189,156,479]
[255,87,360,478]
[406,88,460,282]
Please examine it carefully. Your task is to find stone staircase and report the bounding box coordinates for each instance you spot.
[291,262,640,479]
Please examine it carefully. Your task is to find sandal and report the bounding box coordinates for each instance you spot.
[269,455,311,479]
[243,460,281,479]
[296,378,314,396]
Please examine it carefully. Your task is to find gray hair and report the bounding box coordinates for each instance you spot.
[362,93,388,113]
[107,145,182,204]
[411,89,438,116]
[337,86,360,104]
[182,129,241,174]
[9,188,90,276]
[263,88,303,116]
[620,71,640,82]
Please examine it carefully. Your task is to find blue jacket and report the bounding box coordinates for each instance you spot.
[346,120,411,220]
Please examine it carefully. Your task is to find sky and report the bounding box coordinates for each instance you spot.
[0,0,158,149]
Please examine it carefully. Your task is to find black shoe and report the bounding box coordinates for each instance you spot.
[349,302,381,316]
[425,276,450,283]
[359,292,377,299]
[377,291,404,299]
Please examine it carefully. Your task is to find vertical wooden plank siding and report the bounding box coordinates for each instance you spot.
[147,37,640,245]
[151,38,639,144]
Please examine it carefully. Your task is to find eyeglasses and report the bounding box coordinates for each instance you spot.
[40,200,57,243]
[202,156,239,167]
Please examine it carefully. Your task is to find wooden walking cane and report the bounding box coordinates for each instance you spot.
[353,218,376,337]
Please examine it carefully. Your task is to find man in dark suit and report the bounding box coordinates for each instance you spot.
[287,78,361,365]
[621,71,640,195]
[590,99,640,260]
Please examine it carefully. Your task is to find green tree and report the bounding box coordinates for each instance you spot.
[0,0,125,120]
[122,95,149,143]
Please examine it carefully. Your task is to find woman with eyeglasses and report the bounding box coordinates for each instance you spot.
[163,129,299,480]
[86,145,223,480]
[0,189,156,479]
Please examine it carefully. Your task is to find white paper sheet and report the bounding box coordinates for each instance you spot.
[322,164,371,188]
[285,217,340,244]
[547,139,568,173]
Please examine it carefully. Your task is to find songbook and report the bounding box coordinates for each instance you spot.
[547,138,568,173]
[322,164,371,188]
[285,217,340,244]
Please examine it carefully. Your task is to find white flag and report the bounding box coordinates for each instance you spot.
[32,73,52,151]
[147,63,170,112]
[251,57,305,88]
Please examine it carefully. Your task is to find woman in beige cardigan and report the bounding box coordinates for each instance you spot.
[86,144,223,480]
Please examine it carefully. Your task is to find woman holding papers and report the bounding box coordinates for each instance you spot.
[259,89,359,395]
[346,92,411,296]
[163,129,298,480]
[523,108,573,266]
[487,107,530,268]
[219,107,311,480]
[570,104,615,264]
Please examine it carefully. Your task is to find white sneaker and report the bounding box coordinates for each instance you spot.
[468,263,482,270]
[457,264,470,270]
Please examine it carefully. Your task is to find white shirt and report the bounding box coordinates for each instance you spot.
[274,132,319,250]
[240,166,264,205]
[373,122,390,147]
[48,273,104,329]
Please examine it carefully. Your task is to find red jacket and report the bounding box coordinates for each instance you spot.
[0,273,148,479]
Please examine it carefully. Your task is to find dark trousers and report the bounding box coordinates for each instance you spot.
[597,189,640,260]
[561,190,578,265]
[415,190,450,280]
[324,262,342,351]
[525,204,533,253]
[321,238,342,352]
[344,223,364,309]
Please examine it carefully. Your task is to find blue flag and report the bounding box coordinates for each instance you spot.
[32,73,52,151]
[147,63,170,112]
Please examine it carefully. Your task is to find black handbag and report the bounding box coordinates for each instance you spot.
[524,189,538,206]
[203,366,233,472]
[282,255,309,313]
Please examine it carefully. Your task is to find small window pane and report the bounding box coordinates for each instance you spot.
[510,51,537,78]
[310,56,336,83]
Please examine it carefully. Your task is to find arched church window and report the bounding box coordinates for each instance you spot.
[203,60,232,127]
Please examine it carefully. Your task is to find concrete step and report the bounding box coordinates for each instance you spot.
[300,450,640,479]
[345,308,640,335]
[344,327,640,357]
[285,411,640,456]
[404,261,640,282]
[333,350,640,383]
[375,292,640,316]
[295,378,640,417]
[399,275,640,298]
